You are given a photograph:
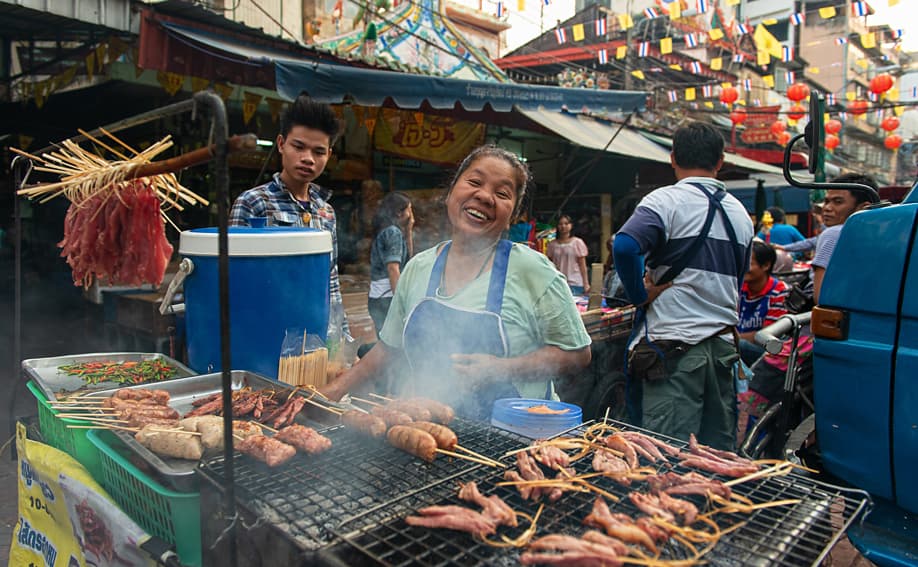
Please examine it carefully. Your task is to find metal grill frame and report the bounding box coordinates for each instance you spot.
[329,420,871,567]
[198,418,532,552]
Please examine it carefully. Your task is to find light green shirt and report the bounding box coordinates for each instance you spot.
[380,241,591,399]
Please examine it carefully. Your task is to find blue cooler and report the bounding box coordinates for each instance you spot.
[179,227,331,378]
[491,398,582,439]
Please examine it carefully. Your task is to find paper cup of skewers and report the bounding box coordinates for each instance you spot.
[278,329,328,387]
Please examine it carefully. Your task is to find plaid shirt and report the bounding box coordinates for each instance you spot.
[230,173,348,334]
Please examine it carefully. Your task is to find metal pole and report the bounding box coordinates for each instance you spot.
[193,91,236,567]
[8,156,31,458]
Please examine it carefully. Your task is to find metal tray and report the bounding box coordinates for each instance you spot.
[86,370,332,492]
[23,352,195,401]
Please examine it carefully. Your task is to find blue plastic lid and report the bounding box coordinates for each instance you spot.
[179,227,332,257]
[491,398,582,430]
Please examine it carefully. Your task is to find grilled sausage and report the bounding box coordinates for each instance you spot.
[341,410,387,438]
[135,425,203,460]
[371,406,413,427]
[120,406,180,420]
[114,389,171,404]
[236,434,296,467]
[405,398,455,424]
[386,401,432,422]
[104,396,167,410]
[126,415,181,429]
[387,425,438,462]
[406,421,457,451]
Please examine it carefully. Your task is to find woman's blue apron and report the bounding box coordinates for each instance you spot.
[401,239,520,420]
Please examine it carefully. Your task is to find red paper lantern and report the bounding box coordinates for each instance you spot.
[825,119,843,135]
[884,135,903,150]
[720,86,739,105]
[870,73,894,95]
[787,104,806,121]
[786,83,810,103]
[848,100,868,116]
[881,116,900,132]
[729,108,748,125]
[777,131,792,146]
[825,134,840,151]
[771,121,787,136]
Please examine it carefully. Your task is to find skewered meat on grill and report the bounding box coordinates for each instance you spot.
[515,451,547,501]
[580,530,630,556]
[120,405,180,421]
[678,434,760,478]
[629,491,699,525]
[404,505,496,537]
[371,406,413,427]
[619,430,681,457]
[236,434,296,467]
[407,421,457,450]
[583,497,658,553]
[503,470,533,500]
[270,395,307,428]
[657,491,698,525]
[628,492,675,523]
[645,471,732,499]
[520,533,624,567]
[384,400,432,422]
[530,443,571,470]
[135,425,203,460]
[103,396,169,411]
[125,415,181,429]
[548,468,576,503]
[618,431,666,462]
[185,389,282,421]
[113,388,170,404]
[603,434,639,468]
[403,397,455,424]
[387,425,438,462]
[274,425,332,454]
[457,482,517,527]
[341,410,387,438]
[592,449,631,484]
[180,416,262,451]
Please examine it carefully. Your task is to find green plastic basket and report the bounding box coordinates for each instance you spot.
[27,380,104,479]
[86,428,201,567]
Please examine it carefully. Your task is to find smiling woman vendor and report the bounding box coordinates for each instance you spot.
[323,145,591,419]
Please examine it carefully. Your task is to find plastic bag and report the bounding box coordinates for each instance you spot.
[325,304,359,383]
[9,422,155,567]
[278,328,328,386]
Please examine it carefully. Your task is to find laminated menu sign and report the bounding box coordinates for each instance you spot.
[10,423,155,567]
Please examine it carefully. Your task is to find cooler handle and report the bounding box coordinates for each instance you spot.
[158,257,194,315]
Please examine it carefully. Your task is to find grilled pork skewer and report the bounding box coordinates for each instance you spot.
[341,410,387,437]
[407,421,457,451]
[274,424,332,454]
[236,434,296,467]
[387,425,438,462]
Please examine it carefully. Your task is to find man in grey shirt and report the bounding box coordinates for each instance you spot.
[811,174,878,304]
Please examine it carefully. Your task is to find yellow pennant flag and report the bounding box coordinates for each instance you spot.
[860,32,876,49]
[157,71,185,96]
[722,82,733,89]
[727,0,739,5]
[763,75,775,88]
[856,58,869,69]
[616,45,628,59]
[631,70,645,80]
[819,6,836,19]
[95,43,107,71]
[809,67,820,74]
[618,14,634,30]
[887,88,899,101]
[704,101,714,108]
[191,76,210,92]
[710,57,723,70]
[686,87,696,101]
[669,64,683,71]
[242,91,263,125]
[266,98,285,123]
[763,18,778,25]
[709,28,724,41]
[824,113,831,123]
[754,24,783,58]
[660,37,673,55]
[213,82,234,101]
[894,105,904,116]
[888,0,899,5]
[846,91,857,101]
[85,52,96,82]
[572,23,585,41]
[669,1,681,19]
[518,0,525,10]
[365,118,377,135]
[757,50,770,65]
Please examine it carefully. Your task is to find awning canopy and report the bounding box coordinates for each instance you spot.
[639,132,785,175]
[274,60,648,113]
[723,174,815,213]
[517,109,673,163]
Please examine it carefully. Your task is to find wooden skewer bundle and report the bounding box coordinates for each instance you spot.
[278,347,328,388]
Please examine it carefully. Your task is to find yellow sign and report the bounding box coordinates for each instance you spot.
[819,6,837,19]
[375,115,485,166]
[660,37,673,54]
[710,57,722,70]
[686,87,696,101]
[572,23,585,41]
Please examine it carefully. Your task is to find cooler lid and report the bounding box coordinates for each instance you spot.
[179,227,332,257]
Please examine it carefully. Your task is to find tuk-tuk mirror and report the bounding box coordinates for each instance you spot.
[804,93,823,175]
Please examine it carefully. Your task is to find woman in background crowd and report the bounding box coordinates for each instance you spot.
[368,192,414,334]
[738,241,789,365]
[547,214,590,295]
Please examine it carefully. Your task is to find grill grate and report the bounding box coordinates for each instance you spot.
[330,420,870,567]
[199,418,531,550]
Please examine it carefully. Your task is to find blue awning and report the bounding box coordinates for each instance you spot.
[274,60,648,113]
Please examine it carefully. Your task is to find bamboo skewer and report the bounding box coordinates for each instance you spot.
[368,392,394,402]
[453,445,506,468]
[257,423,278,433]
[302,396,343,415]
[147,428,201,436]
[435,448,502,468]
[53,415,129,423]
[67,424,139,432]
[350,396,381,407]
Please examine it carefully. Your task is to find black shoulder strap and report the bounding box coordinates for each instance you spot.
[656,183,720,285]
